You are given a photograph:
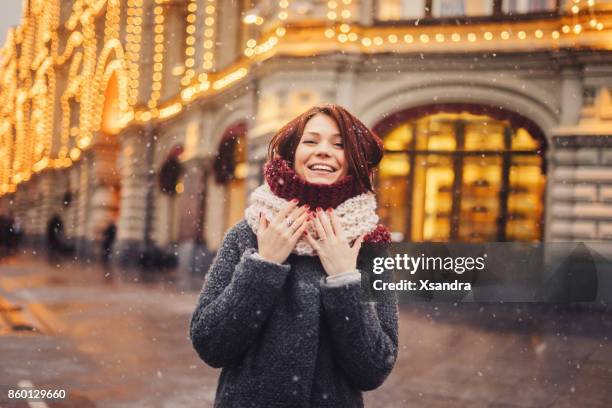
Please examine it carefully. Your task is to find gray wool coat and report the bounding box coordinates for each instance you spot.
[189,220,398,408]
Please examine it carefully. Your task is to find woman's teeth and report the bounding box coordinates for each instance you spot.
[309,165,335,172]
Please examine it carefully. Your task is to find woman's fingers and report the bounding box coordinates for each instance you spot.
[273,200,299,224]
[317,209,334,239]
[259,212,268,231]
[303,229,320,250]
[290,211,309,233]
[287,205,309,224]
[352,233,366,252]
[291,218,309,242]
[312,213,326,240]
[329,210,345,240]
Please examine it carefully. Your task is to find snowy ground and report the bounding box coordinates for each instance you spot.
[0,254,611,407]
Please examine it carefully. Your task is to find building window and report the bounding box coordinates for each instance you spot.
[375,0,559,20]
[376,108,546,242]
[503,0,557,14]
[214,123,248,231]
[433,0,494,17]
[377,0,426,20]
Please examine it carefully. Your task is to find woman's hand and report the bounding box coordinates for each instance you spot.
[257,200,310,264]
[305,208,365,277]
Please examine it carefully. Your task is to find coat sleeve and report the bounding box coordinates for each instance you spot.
[189,226,291,368]
[320,246,398,391]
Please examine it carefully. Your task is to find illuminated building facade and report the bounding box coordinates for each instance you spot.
[0,0,611,266]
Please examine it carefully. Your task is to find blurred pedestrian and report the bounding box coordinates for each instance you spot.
[0,215,9,257]
[46,214,64,261]
[101,222,116,264]
[189,104,398,407]
[7,216,22,254]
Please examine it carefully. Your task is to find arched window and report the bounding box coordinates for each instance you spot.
[376,105,546,242]
[214,123,248,230]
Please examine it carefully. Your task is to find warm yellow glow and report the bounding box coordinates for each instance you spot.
[101,71,122,135]
[213,68,248,90]
[0,0,608,197]
[243,14,258,25]
[159,102,182,119]
[69,148,81,161]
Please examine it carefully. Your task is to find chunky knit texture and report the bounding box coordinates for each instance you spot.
[189,220,399,408]
[264,158,366,210]
[245,184,380,256]
[255,158,391,253]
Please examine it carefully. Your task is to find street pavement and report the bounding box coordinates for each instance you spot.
[0,253,611,408]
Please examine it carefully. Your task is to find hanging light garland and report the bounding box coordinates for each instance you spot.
[202,0,217,73]
[0,0,608,196]
[148,0,166,111]
[125,0,143,106]
[181,0,197,87]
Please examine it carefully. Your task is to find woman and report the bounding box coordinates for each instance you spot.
[189,104,398,407]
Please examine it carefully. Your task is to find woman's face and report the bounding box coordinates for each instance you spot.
[294,113,348,185]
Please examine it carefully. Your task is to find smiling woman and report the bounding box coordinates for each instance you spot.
[189,104,397,407]
[293,113,349,185]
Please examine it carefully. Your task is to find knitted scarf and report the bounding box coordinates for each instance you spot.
[245,158,390,256]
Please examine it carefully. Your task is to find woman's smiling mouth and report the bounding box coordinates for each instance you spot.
[307,163,337,173]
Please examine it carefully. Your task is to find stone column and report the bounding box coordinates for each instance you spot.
[548,137,612,254]
[560,68,583,126]
[115,125,155,265]
[85,142,120,260]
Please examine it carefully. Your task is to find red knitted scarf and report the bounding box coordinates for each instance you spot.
[263,158,391,243]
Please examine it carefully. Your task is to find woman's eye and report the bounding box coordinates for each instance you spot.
[335,143,344,148]
[303,140,316,144]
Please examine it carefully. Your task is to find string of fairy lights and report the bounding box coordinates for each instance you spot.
[202,0,217,73]
[125,0,143,106]
[148,0,166,110]
[0,0,608,195]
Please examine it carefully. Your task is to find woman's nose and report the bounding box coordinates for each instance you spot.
[314,142,332,156]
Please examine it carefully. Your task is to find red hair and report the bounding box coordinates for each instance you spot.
[267,104,384,192]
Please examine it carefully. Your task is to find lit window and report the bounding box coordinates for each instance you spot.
[503,0,557,14]
[377,110,546,243]
[432,0,493,17]
[377,0,425,20]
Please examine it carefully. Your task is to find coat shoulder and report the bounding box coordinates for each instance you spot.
[221,219,257,252]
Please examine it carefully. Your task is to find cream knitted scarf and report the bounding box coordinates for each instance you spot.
[245,183,380,256]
